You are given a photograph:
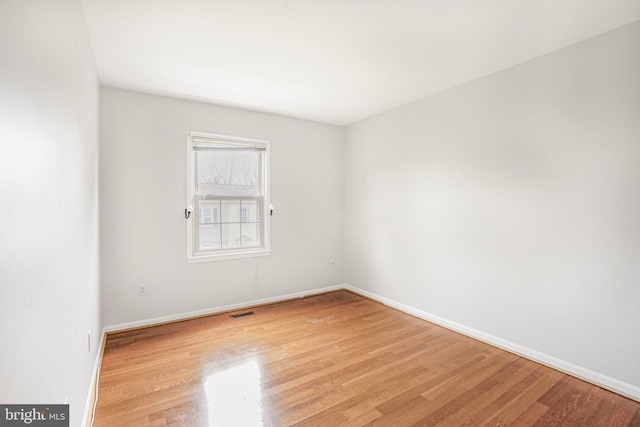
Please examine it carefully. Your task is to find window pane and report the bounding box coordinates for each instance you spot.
[242,199,260,223]
[198,224,221,250]
[199,199,221,224]
[221,223,242,249]
[241,222,261,248]
[221,199,241,223]
[196,150,261,197]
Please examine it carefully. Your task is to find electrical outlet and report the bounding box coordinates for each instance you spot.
[330,261,336,271]
[139,285,147,296]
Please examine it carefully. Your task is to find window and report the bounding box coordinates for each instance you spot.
[186,131,270,261]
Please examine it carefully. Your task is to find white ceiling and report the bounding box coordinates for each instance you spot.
[80,0,640,125]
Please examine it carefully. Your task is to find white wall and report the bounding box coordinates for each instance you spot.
[100,87,344,326]
[345,22,640,390]
[0,1,101,425]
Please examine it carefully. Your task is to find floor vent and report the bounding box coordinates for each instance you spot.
[229,311,255,319]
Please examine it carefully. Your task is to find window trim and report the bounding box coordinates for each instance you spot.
[186,131,271,263]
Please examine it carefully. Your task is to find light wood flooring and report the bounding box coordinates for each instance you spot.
[93,290,640,426]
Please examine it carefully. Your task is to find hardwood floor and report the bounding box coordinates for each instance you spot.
[93,290,640,426]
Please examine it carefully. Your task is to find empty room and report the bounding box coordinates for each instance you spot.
[1,1,639,426]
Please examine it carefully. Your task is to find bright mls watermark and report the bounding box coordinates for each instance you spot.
[0,405,68,426]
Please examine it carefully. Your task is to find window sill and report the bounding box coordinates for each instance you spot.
[187,248,271,263]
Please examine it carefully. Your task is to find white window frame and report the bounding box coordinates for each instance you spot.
[186,131,271,262]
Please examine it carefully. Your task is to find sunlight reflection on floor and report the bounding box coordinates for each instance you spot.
[204,359,264,426]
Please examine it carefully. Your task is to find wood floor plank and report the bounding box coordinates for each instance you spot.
[479,367,563,427]
[511,402,552,427]
[457,363,544,426]
[92,290,640,427]
[414,358,530,426]
[533,378,605,427]
[375,352,487,414]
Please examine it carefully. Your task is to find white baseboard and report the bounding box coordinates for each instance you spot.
[104,284,345,333]
[82,328,106,427]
